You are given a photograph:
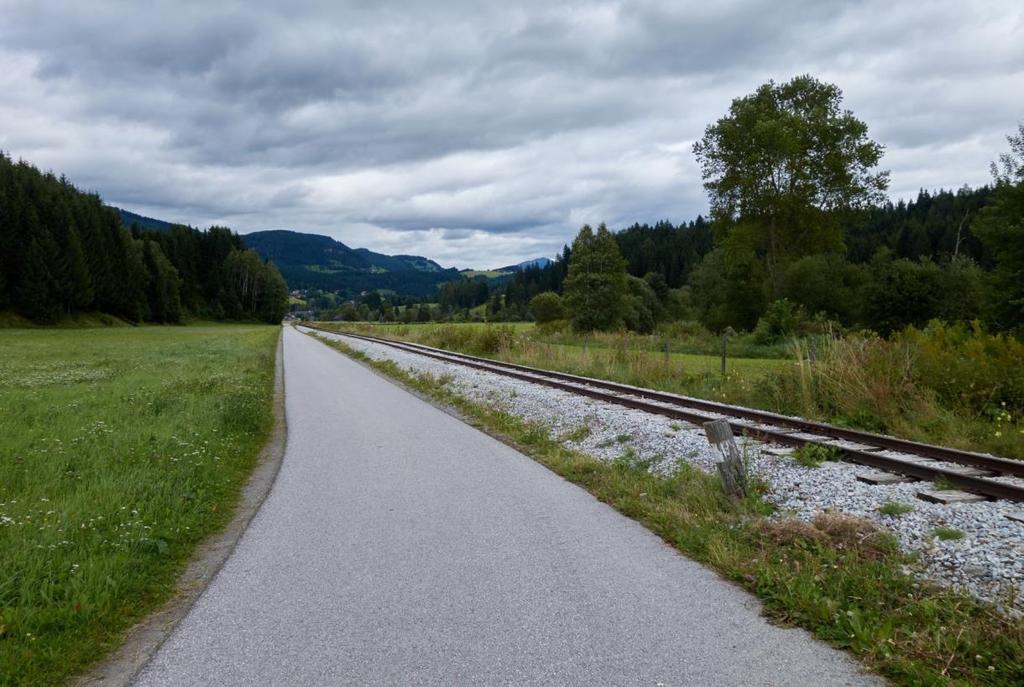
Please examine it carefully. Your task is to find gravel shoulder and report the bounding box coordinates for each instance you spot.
[316,329,1024,615]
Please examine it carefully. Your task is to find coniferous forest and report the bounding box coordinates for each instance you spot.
[477,185,1004,334]
[0,153,288,324]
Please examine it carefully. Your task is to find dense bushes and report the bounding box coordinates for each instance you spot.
[528,291,564,323]
[752,300,808,345]
[908,321,1024,413]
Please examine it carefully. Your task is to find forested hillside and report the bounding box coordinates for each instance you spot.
[243,229,461,296]
[0,154,288,324]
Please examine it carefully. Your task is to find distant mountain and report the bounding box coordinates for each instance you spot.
[113,208,531,297]
[243,230,461,296]
[499,257,553,271]
[116,208,177,232]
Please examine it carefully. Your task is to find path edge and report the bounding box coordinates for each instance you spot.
[74,328,289,686]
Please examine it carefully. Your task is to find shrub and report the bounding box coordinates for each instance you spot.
[535,318,570,335]
[861,253,944,334]
[339,303,359,321]
[905,320,1024,413]
[752,299,807,345]
[471,325,518,355]
[529,291,564,323]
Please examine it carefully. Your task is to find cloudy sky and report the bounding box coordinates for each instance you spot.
[1,1,1021,268]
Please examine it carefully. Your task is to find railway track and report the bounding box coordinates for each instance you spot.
[302,324,1024,503]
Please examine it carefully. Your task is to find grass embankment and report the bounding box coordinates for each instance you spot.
[315,321,1024,459]
[0,311,131,329]
[0,324,279,686]
[312,331,1024,686]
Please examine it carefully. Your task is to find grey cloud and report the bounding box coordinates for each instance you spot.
[0,0,1020,268]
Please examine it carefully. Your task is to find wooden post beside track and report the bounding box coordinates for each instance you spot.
[703,419,747,499]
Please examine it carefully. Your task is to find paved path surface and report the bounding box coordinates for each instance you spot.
[134,326,882,686]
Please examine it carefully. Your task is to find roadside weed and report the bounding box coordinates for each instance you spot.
[792,443,842,468]
[933,527,966,541]
[559,425,592,443]
[877,501,914,517]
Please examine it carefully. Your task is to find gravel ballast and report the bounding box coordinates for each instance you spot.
[308,329,1024,614]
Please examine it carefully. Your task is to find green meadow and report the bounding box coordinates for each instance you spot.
[0,324,279,686]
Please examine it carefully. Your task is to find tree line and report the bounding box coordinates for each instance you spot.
[0,153,288,324]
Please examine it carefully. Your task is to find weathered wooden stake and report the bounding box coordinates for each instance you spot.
[663,338,670,364]
[720,335,728,375]
[703,418,747,498]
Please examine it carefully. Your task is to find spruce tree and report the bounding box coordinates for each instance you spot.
[563,223,628,332]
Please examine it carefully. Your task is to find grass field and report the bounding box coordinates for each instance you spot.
[0,324,279,686]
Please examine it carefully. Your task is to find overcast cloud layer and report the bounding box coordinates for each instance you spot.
[1,1,1021,268]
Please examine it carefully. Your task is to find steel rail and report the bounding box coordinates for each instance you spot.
[302,325,1024,502]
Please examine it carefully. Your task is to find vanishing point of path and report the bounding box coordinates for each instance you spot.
[134,326,881,686]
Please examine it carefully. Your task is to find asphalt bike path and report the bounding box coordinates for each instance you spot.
[133,326,881,686]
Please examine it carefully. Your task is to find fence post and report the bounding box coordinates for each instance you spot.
[720,327,735,376]
[703,419,748,499]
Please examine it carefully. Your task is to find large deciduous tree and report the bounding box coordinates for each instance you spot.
[563,223,628,332]
[693,75,889,297]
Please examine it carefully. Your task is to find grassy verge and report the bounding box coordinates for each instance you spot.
[312,331,1024,687]
[0,324,279,686]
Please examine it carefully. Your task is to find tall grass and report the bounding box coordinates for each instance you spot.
[0,324,279,686]
[321,321,781,402]
[759,323,1024,458]
[321,320,1023,459]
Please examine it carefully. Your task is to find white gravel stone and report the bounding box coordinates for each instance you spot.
[308,329,1024,615]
